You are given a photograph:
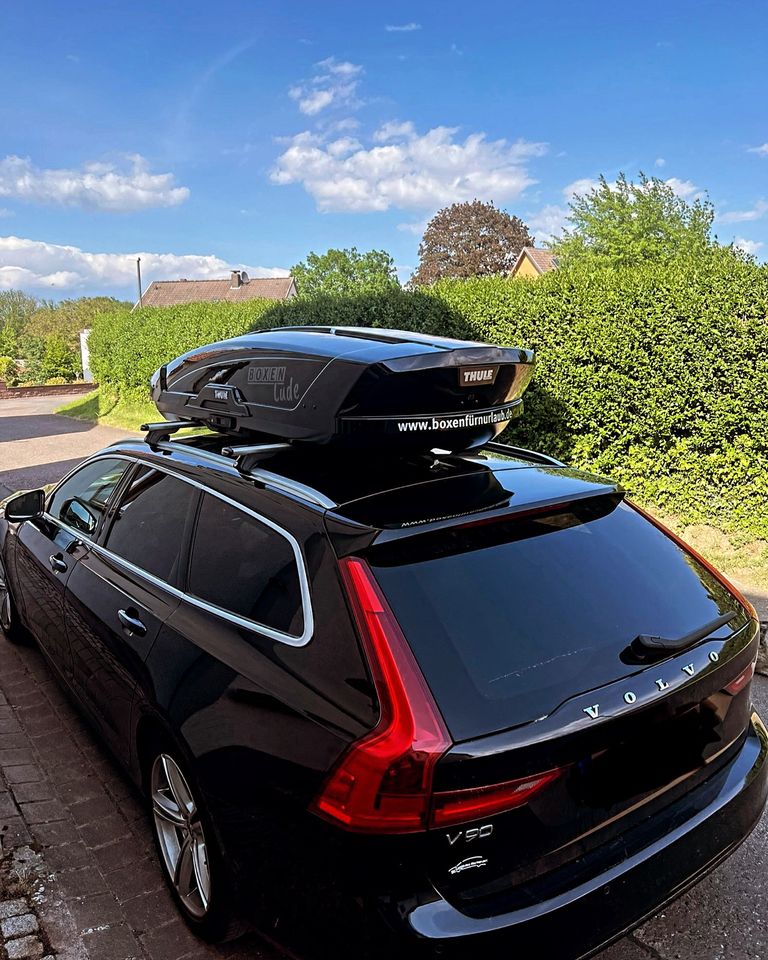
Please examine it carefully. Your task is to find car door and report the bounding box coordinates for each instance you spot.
[64,462,200,756]
[13,457,131,677]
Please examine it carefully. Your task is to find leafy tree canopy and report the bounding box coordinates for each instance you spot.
[412,200,533,285]
[553,173,716,266]
[291,247,399,297]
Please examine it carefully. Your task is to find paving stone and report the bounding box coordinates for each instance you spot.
[0,733,27,750]
[3,765,44,785]
[56,864,107,899]
[0,899,28,920]
[0,790,18,817]
[80,921,140,960]
[91,836,144,873]
[0,748,35,766]
[0,814,32,846]
[69,795,117,827]
[42,839,91,871]
[57,778,107,806]
[19,799,68,824]
[1,911,39,938]
[0,719,23,735]
[68,892,124,931]
[10,781,54,804]
[5,935,45,960]
[31,817,80,847]
[79,812,131,850]
[121,886,175,932]
[141,918,210,960]
[107,857,165,903]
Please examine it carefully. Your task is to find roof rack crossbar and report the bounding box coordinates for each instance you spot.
[220,442,293,474]
[476,441,565,468]
[141,420,204,445]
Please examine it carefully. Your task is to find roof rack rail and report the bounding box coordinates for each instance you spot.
[476,441,565,468]
[141,420,204,445]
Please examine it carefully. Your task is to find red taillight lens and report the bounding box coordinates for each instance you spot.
[431,768,563,828]
[311,557,451,833]
[725,657,757,696]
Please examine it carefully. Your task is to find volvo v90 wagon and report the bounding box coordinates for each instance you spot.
[0,326,765,959]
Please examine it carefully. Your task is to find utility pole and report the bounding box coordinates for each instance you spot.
[136,257,143,307]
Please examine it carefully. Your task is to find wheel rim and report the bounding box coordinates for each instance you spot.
[151,754,211,918]
[0,567,12,633]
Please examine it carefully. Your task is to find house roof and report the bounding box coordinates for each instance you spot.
[139,276,295,308]
[511,247,559,275]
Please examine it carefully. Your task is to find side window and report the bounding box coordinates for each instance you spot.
[48,458,131,537]
[188,493,304,637]
[104,466,199,584]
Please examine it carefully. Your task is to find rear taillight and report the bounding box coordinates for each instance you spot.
[311,557,451,833]
[725,657,757,696]
[312,557,563,834]
[432,769,563,828]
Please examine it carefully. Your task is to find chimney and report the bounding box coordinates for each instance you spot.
[230,269,242,288]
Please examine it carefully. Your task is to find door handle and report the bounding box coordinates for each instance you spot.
[48,554,68,573]
[117,608,147,637]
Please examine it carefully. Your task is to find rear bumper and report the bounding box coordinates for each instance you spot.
[402,710,768,959]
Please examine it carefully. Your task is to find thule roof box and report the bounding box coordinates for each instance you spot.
[150,326,535,452]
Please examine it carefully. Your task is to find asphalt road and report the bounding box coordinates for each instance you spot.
[1,393,767,960]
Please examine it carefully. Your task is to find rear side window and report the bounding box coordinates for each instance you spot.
[104,466,199,584]
[369,499,747,740]
[187,493,304,638]
[49,458,130,536]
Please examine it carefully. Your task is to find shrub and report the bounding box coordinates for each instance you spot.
[86,254,768,536]
[88,299,276,396]
[0,355,15,381]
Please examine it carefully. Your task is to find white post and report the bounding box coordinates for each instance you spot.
[80,328,93,382]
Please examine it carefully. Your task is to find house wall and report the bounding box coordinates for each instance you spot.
[512,255,541,279]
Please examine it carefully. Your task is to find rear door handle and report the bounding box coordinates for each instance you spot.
[48,554,68,573]
[117,608,147,637]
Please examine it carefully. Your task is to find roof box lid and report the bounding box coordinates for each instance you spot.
[150,325,535,452]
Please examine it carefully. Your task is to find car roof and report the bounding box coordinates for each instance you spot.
[101,434,621,535]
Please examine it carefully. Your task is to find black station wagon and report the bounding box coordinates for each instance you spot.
[0,326,765,959]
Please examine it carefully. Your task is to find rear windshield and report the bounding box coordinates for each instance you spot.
[368,499,747,741]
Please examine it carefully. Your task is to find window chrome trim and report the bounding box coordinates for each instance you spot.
[44,453,314,647]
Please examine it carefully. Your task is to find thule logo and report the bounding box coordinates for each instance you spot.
[459,365,499,387]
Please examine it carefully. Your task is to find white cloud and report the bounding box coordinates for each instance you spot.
[385,22,421,32]
[563,175,701,202]
[747,143,768,157]
[733,237,764,257]
[718,199,768,224]
[0,235,288,294]
[527,204,569,244]
[288,57,363,115]
[664,177,701,199]
[397,217,430,236]
[0,155,189,212]
[0,208,12,218]
[654,157,666,167]
[271,125,547,213]
[563,177,602,200]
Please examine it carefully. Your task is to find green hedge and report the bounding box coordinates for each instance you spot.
[87,254,768,535]
[88,299,277,394]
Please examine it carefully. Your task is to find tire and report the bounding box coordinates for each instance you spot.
[0,558,27,644]
[147,744,246,943]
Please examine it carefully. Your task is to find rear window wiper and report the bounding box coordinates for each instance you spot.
[631,611,738,657]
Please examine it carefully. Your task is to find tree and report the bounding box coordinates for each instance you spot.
[554,173,716,266]
[292,248,399,297]
[411,200,533,285]
[0,290,38,356]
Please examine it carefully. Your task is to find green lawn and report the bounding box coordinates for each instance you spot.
[56,387,156,432]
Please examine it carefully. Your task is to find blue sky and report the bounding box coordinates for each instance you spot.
[2,0,767,297]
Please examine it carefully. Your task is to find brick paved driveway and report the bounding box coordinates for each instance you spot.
[0,395,767,960]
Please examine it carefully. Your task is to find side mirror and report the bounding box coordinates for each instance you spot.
[4,489,46,523]
[62,498,98,536]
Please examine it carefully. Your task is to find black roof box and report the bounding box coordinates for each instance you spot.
[150,326,535,452]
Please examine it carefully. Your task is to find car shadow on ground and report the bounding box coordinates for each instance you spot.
[0,457,85,495]
[0,413,98,443]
